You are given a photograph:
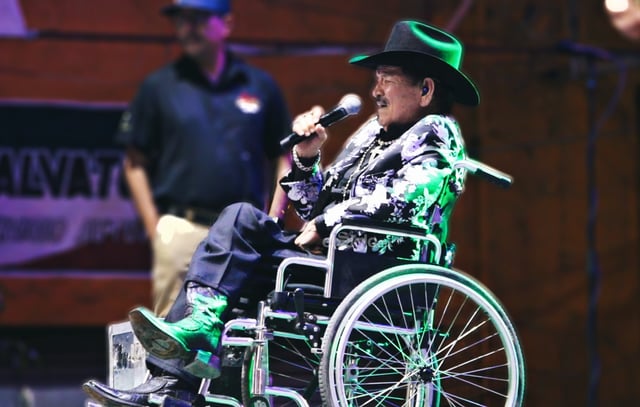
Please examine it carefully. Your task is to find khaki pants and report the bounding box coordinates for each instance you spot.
[151,214,210,317]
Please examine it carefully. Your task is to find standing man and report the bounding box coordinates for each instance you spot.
[120,0,291,317]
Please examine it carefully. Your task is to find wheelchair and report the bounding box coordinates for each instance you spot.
[152,158,526,407]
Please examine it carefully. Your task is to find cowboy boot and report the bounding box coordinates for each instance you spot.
[128,283,227,377]
[82,374,199,407]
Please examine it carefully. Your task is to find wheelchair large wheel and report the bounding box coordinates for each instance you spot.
[319,264,525,406]
[241,334,322,406]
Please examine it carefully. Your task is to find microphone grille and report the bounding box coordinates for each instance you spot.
[339,93,362,115]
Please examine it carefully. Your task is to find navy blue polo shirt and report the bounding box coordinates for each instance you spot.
[116,53,290,212]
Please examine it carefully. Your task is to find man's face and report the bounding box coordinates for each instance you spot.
[173,9,231,59]
[371,66,425,130]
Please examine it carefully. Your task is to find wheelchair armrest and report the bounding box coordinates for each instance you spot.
[274,217,442,300]
[275,256,330,296]
[327,216,443,281]
[339,215,429,237]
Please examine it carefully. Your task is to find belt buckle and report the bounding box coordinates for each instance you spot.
[184,208,196,222]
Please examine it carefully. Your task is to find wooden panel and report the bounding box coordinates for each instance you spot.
[20,0,176,36]
[232,0,426,43]
[0,39,177,101]
[468,0,571,46]
[19,0,427,44]
[0,276,151,326]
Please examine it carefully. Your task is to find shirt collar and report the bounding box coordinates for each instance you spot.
[176,50,248,89]
[379,122,413,141]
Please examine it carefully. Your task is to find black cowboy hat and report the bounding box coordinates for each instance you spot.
[161,0,231,16]
[350,20,480,106]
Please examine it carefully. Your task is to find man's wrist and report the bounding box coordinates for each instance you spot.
[292,146,320,172]
[293,145,320,159]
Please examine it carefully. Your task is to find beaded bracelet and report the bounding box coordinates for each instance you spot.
[292,146,321,172]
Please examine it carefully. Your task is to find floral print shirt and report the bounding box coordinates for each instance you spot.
[280,114,467,260]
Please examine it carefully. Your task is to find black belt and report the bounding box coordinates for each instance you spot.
[164,205,220,227]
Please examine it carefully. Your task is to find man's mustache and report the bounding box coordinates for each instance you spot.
[375,96,389,108]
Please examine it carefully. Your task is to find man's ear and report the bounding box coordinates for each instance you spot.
[420,78,435,107]
[222,14,234,36]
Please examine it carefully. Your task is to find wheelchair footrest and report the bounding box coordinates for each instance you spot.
[184,350,222,379]
[204,394,243,407]
[150,393,206,407]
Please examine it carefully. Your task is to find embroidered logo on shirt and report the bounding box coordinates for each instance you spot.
[235,93,262,114]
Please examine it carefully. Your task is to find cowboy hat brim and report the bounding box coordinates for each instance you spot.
[350,50,480,106]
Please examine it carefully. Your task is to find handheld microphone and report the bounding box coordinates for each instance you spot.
[279,93,362,151]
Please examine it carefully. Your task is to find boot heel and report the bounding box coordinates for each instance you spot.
[184,350,222,379]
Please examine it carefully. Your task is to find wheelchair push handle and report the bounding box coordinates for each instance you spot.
[455,158,513,188]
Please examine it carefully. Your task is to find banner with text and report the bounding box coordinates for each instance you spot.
[0,102,149,271]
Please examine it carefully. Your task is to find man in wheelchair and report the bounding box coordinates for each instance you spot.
[84,19,480,406]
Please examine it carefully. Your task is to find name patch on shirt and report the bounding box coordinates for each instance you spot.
[236,93,262,114]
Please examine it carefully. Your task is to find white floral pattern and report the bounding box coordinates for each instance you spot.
[280,114,467,259]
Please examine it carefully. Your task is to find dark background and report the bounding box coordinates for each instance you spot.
[0,0,638,405]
